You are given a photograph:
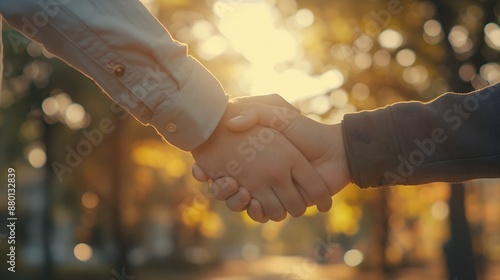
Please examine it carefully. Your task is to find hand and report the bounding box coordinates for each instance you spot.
[192,94,351,222]
[191,100,332,222]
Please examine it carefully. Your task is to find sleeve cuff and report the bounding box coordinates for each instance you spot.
[342,107,403,188]
[149,60,229,151]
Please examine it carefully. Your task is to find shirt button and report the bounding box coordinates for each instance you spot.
[165,123,177,133]
[114,64,126,76]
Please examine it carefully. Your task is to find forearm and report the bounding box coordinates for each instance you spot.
[343,83,500,188]
[0,0,228,150]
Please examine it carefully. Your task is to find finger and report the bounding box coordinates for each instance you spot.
[192,163,210,182]
[227,103,300,132]
[208,177,239,200]
[247,199,269,223]
[252,188,287,222]
[272,179,307,217]
[225,187,252,212]
[296,182,315,207]
[291,158,332,212]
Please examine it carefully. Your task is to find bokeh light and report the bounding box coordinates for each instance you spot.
[354,53,373,70]
[378,29,404,50]
[373,49,391,67]
[403,65,429,85]
[485,22,500,50]
[351,83,370,101]
[74,243,93,262]
[449,25,473,53]
[82,192,99,209]
[295,8,314,27]
[431,201,450,220]
[424,19,443,37]
[344,249,364,267]
[27,146,47,168]
[65,104,85,125]
[42,97,59,116]
[396,49,416,67]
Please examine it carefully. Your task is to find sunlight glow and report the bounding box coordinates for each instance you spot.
[309,95,331,115]
[215,1,344,101]
[139,0,159,16]
[330,89,349,108]
[191,20,214,41]
[198,35,229,60]
[218,2,296,66]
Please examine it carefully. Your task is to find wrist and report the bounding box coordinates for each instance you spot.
[339,121,353,184]
[191,101,241,154]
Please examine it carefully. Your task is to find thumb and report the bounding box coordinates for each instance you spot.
[232,93,300,113]
[225,109,259,132]
[226,103,300,132]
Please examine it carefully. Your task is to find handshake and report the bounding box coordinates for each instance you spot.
[190,94,351,223]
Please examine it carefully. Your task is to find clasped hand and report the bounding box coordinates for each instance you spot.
[190,94,350,222]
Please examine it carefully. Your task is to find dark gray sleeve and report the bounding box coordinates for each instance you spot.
[342,83,500,188]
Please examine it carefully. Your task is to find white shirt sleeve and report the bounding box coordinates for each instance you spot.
[0,0,228,151]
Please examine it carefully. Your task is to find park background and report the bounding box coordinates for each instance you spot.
[1,0,500,279]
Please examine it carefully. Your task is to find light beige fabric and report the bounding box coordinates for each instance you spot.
[0,2,228,151]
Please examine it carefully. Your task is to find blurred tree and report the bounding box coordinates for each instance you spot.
[434,0,498,278]
[2,1,500,279]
